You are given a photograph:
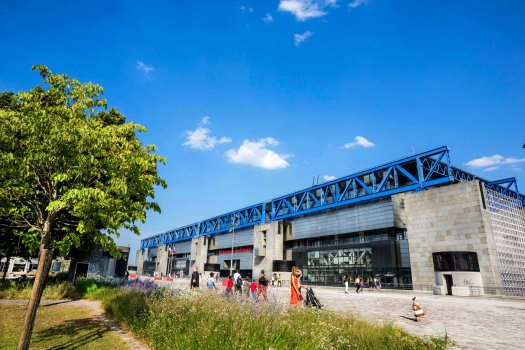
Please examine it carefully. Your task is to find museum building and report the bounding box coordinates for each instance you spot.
[137,147,525,296]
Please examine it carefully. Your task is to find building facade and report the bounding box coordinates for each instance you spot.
[137,147,525,296]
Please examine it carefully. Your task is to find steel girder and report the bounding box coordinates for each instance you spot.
[270,146,454,220]
[485,177,524,205]
[141,146,525,249]
[140,203,265,249]
[200,203,265,236]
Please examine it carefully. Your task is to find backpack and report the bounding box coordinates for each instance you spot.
[236,276,243,287]
[259,275,268,286]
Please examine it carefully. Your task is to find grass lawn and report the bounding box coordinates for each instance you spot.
[0,304,130,350]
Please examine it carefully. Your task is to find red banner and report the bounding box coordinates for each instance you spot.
[218,247,252,255]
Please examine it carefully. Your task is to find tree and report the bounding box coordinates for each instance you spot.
[0,225,32,281]
[0,66,167,350]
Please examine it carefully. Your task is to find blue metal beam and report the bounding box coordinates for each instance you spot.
[485,177,524,204]
[141,146,524,249]
[271,146,454,220]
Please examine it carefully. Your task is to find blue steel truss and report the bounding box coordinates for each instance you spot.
[141,203,266,249]
[270,146,454,220]
[141,146,524,249]
[200,203,265,236]
[485,177,524,204]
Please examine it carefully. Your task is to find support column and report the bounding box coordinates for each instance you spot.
[156,245,169,276]
[191,236,207,273]
[253,221,283,277]
[135,250,144,275]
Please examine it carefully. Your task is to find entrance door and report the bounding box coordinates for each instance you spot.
[75,263,89,280]
[444,274,453,295]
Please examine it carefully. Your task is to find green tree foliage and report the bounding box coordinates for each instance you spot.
[0,66,166,349]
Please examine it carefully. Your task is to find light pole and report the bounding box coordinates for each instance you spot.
[229,213,239,277]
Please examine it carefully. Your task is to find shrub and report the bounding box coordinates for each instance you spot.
[122,279,157,293]
[101,290,150,337]
[0,280,79,300]
[98,289,450,350]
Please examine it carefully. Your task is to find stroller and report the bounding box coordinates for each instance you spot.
[305,287,323,309]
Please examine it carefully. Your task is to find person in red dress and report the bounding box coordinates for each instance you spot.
[290,266,303,306]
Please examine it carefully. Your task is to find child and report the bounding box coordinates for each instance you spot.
[207,272,217,291]
[412,297,426,322]
[250,276,258,300]
[359,280,365,293]
[226,275,234,297]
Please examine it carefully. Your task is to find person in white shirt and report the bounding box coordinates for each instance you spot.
[233,269,242,296]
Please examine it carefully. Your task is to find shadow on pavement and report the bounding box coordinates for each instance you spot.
[399,315,416,322]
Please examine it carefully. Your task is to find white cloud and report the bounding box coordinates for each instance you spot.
[294,31,313,46]
[323,175,337,181]
[136,61,154,76]
[225,138,290,170]
[263,13,274,22]
[183,117,232,151]
[240,5,253,13]
[341,136,375,149]
[348,0,368,8]
[465,154,525,169]
[278,0,326,21]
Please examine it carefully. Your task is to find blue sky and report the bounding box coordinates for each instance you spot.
[1,1,524,263]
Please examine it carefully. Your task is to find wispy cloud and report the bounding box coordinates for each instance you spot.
[136,61,154,76]
[183,117,232,151]
[294,30,313,46]
[278,0,326,21]
[263,13,274,22]
[240,5,254,13]
[323,175,337,181]
[348,0,368,8]
[464,154,525,171]
[225,137,290,170]
[341,136,375,149]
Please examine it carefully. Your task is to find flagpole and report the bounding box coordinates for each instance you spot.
[229,213,238,277]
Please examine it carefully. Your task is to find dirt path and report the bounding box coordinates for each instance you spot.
[0,299,150,350]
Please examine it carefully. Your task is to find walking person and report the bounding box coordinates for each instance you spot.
[225,275,234,298]
[290,266,303,306]
[250,276,258,300]
[256,270,269,302]
[354,274,361,293]
[190,266,200,289]
[412,296,426,322]
[277,273,282,287]
[359,280,365,293]
[343,272,349,294]
[207,272,217,291]
[234,269,243,297]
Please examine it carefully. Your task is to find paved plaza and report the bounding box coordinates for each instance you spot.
[270,286,525,350]
[163,278,525,349]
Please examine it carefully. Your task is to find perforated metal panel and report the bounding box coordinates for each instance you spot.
[486,189,525,296]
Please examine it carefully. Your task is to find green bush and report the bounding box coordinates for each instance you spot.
[98,290,450,350]
[0,280,79,300]
[101,290,150,337]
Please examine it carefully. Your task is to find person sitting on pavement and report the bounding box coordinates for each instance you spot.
[412,296,426,322]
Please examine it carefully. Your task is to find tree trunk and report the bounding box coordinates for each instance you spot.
[16,231,54,350]
[2,254,10,281]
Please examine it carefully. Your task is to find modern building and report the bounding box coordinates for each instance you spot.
[137,146,525,296]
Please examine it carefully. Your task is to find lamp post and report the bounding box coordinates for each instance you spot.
[229,213,239,277]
